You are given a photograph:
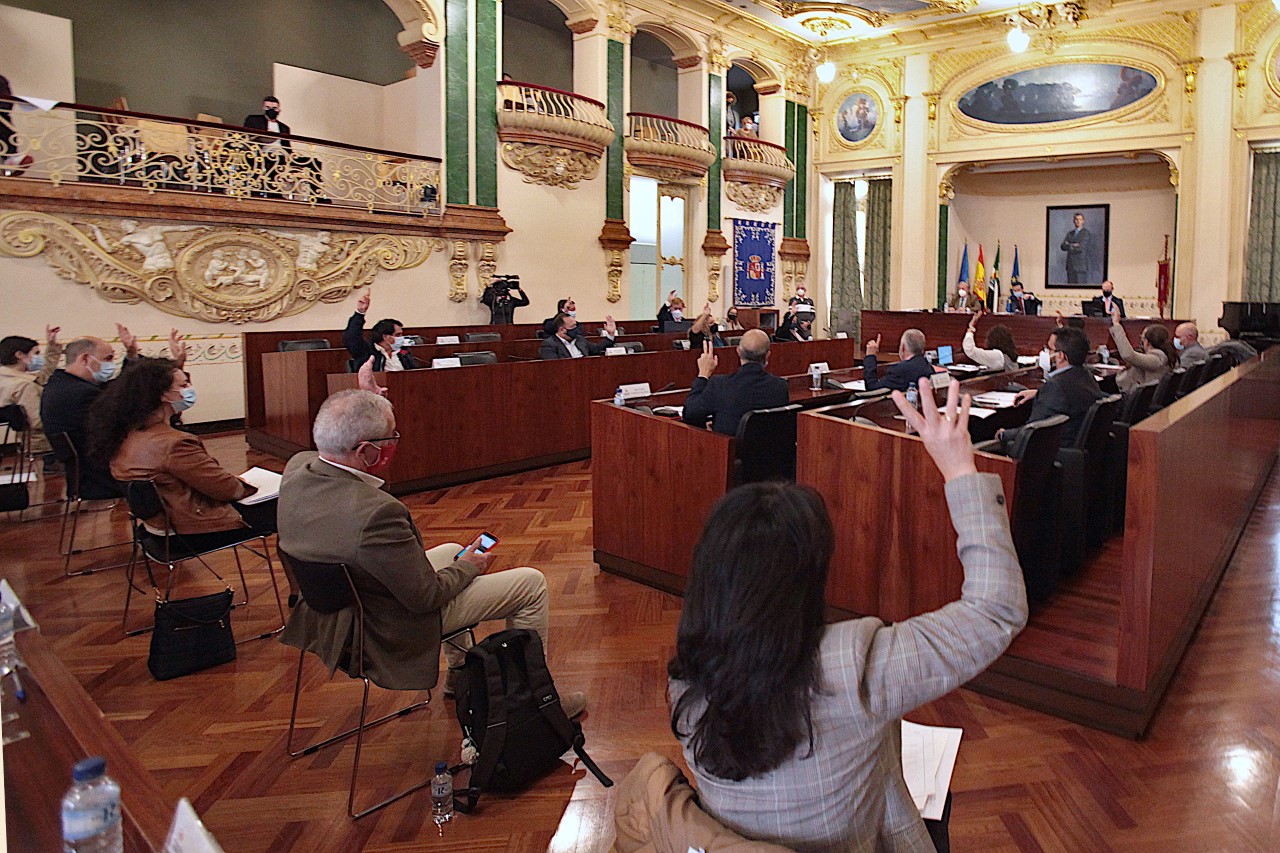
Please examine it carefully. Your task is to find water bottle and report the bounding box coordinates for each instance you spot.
[613,387,625,407]
[0,597,15,673]
[905,385,920,410]
[431,761,454,824]
[61,756,122,853]
[1098,345,1110,365]
[809,365,822,391]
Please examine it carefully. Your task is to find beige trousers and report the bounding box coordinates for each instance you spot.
[426,542,550,669]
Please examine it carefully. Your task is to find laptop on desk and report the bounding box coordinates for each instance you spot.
[936,345,954,367]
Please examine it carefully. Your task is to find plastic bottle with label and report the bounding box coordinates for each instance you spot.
[61,756,122,853]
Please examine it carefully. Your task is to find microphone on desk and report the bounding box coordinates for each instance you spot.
[655,382,676,393]
[508,355,536,362]
[824,378,846,391]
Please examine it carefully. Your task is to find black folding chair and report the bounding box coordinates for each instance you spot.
[49,432,130,577]
[120,480,285,640]
[279,547,477,819]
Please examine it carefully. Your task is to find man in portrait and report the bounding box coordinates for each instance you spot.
[1060,212,1093,284]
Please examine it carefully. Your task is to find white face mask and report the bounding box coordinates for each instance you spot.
[1038,348,1053,375]
[671,309,683,322]
[958,290,967,299]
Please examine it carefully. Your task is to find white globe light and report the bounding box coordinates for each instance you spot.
[816,61,837,84]
[1007,25,1030,53]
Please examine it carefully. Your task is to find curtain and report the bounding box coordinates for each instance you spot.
[865,178,892,312]
[830,182,863,342]
[1246,151,1280,302]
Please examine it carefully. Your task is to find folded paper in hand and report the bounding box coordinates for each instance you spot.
[237,467,281,505]
[901,720,961,820]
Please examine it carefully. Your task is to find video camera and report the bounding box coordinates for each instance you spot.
[491,274,520,297]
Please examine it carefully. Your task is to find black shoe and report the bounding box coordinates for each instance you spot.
[287,593,299,609]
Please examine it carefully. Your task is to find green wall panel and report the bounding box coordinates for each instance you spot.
[796,104,808,240]
[937,205,949,309]
[606,39,625,221]
[445,0,470,205]
[473,0,498,207]
[783,100,796,238]
[708,73,723,230]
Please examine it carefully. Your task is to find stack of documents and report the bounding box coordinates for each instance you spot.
[237,467,281,505]
[652,406,684,417]
[901,720,962,820]
[837,379,867,391]
[971,391,1020,409]
[1017,355,1039,366]
[947,363,983,373]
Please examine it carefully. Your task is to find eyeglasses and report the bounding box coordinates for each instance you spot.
[355,431,399,449]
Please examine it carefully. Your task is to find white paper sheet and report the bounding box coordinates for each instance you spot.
[163,798,226,853]
[947,363,983,373]
[839,379,867,391]
[901,721,963,820]
[965,407,998,419]
[0,472,35,485]
[972,391,1020,408]
[1017,355,1039,366]
[236,467,281,505]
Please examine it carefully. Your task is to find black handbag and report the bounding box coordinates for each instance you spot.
[147,588,236,681]
[0,482,29,512]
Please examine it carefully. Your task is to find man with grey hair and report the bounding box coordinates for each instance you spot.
[682,329,789,435]
[277,388,586,716]
[863,328,935,392]
[1174,322,1209,368]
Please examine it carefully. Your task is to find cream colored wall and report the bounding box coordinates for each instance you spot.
[0,4,74,102]
[948,182,1177,316]
[272,64,385,150]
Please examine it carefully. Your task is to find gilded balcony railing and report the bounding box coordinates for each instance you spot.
[722,135,795,187]
[624,113,716,180]
[496,82,614,155]
[0,98,443,216]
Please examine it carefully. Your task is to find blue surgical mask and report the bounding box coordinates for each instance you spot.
[1173,338,1184,351]
[567,310,577,318]
[671,309,684,321]
[393,336,409,351]
[90,356,118,384]
[25,353,44,372]
[170,386,197,413]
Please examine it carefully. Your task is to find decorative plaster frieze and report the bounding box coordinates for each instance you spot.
[501,143,602,188]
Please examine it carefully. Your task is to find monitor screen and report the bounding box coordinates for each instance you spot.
[937,345,954,366]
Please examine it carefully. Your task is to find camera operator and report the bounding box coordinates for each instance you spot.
[481,274,530,325]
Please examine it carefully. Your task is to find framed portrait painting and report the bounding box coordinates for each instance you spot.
[1045,204,1109,288]
[834,91,880,145]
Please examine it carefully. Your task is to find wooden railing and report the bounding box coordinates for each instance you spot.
[0,97,442,216]
[495,81,615,156]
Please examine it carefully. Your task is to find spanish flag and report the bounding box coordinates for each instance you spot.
[973,245,986,304]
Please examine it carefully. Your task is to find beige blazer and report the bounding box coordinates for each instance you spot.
[0,340,62,453]
[277,452,480,690]
[1109,323,1170,392]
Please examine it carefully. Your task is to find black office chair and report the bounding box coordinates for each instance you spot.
[734,404,801,484]
[278,338,331,352]
[1149,369,1184,413]
[346,358,360,373]
[49,432,130,578]
[724,336,744,347]
[1056,394,1123,567]
[1175,361,1207,399]
[456,350,498,366]
[464,332,501,343]
[616,341,644,354]
[1116,383,1157,427]
[279,548,477,819]
[120,480,285,640]
[1201,353,1230,383]
[1004,415,1068,603]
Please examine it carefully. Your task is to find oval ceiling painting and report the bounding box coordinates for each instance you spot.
[958,64,1158,125]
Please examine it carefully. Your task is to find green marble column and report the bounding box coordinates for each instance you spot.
[708,73,723,230]
[606,39,625,221]
[473,0,498,207]
[937,204,949,309]
[783,100,796,237]
[445,0,470,205]
[794,103,808,240]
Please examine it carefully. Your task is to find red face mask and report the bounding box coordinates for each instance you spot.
[359,440,398,474]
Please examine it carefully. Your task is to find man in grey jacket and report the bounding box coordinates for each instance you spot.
[1174,322,1210,368]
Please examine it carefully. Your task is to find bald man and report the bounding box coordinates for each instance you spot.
[1174,322,1209,368]
[682,329,789,435]
[863,328,935,393]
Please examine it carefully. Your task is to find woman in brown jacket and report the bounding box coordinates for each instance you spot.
[87,357,276,550]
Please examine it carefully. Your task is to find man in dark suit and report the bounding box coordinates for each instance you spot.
[1085,281,1126,318]
[342,291,419,372]
[243,95,322,199]
[278,387,586,714]
[243,95,292,145]
[538,313,617,359]
[1060,212,1093,284]
[541,298,583,339]
[682,330,789,435]
[863,329,935,393]
[1006,282,1039,315]
[997,326,1103,450]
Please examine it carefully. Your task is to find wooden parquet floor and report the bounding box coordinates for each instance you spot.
[4,435,1280,852]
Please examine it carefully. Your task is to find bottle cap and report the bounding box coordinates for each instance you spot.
[72,756,107,782]
[435,761,448,774]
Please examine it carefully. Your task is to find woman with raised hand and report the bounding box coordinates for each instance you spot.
[668,378,1027,851]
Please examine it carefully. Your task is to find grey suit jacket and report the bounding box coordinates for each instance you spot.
[672,474,1027,852]
[278,452,480,690]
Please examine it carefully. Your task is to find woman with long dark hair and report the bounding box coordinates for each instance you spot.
[1107,306,1175,392]
[667,379,1027,850]
[963,310,1019,372]
[87,357,276,548]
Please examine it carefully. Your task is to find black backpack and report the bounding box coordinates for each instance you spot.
[452,628,612,813]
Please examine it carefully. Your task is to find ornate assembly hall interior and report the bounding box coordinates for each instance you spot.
[2,0,1280,850]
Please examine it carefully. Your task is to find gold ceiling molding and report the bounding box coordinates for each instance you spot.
[0,212,441,324]
[800,16,853,38]
[770,2,887,28]
[1239,1,1277,56]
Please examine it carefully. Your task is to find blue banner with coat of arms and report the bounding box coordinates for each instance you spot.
[733,219,776,307]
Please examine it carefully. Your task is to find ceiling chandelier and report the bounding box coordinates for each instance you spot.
[1005,2,1087,54]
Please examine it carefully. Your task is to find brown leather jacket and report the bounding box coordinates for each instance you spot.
[611,753,795,853]
[110,417,250,534]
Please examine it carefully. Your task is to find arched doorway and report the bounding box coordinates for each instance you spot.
[502,0,573,91]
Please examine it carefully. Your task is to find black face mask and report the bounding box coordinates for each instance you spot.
[265,108,280,121]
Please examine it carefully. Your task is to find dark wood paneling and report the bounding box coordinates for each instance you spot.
[1118,354,1280,690]
[862,310,1183,357]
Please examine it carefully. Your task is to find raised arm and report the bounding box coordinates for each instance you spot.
[1108,310,1163,371]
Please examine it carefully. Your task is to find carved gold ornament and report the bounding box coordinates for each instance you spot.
[448,240,470,303]
[475,241,497,294]
[501,142,602,188]
[801,17,852,38]
[725,181,785,213]
[0,212,440,324]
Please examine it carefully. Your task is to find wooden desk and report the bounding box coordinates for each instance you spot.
[592,368,864,594]
[320,339,858,494]
[861,310,1183,356]
[5,630,174,853]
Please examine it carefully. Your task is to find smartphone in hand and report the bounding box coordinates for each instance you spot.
[457,532,499,560]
